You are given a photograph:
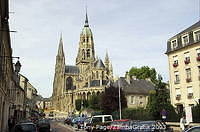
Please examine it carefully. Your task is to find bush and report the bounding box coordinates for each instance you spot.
[122,108,152,121]
[192,103,200,122]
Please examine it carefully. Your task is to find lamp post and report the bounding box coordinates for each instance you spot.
[118,77,122,120]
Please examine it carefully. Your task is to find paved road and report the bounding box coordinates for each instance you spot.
[50,120,86,132]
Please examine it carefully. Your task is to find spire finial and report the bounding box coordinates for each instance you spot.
[84,1,89,27]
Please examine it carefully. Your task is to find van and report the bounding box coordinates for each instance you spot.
[91,115,113,123]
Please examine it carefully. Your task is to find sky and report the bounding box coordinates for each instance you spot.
[9,0,199,98]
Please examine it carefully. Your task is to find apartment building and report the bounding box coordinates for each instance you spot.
[166,21,200,113]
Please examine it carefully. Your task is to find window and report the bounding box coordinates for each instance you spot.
[171,39,177,49]
[174,71,180,84]
[182,35,189,45]
[186,68,192,82]
[104,116,112,122]
[130,96,135,104]
[175,88,181,100]
[66,77,73,90]
[198,66,200,80]
[187,86,193,98]
[173,56,178,67]
[184,52,190,64]
[194,30,200,42]
[175,89,181,95]
[86,49,90,58]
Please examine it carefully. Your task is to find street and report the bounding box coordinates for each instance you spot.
[50,119,86,132]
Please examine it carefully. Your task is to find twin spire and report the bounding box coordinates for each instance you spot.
[57,34,64,57]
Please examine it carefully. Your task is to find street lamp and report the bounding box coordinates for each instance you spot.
[118,77,122,120]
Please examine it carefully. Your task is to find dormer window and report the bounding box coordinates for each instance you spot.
[194,30,200,42]
[171,39,178,49]
[182,35,189,45]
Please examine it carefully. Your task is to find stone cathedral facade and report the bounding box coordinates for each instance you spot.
[52,13,113,113]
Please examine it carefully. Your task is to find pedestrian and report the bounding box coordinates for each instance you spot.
[160,109,167,123]
[180,114,188,131]
[8,116,14,132]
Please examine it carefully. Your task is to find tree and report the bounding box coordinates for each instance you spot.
[75,99,82,111]
[147,75,178,121]
[75,99,89,111]
[100,85,127,114]
[129,66,157,84]
[88,94,101,110]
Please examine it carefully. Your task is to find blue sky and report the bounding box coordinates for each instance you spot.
[9,0,199,97]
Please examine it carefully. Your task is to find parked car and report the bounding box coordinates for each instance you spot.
[36,119,50,132]
[14,122,37,132]
[86,115,113,132]
[184,126,200,132]
[64,117,73,125]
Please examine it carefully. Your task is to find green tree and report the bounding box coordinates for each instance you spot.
[100,85,127,114]
[192,103,200,122]
[129,66,157,84]
[147,75,178,121]
[88,94,101,110]
[75,99,82,111]
[75,99,89,111]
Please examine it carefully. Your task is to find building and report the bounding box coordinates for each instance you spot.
[166,21,200,113]
[52,12,113,114]
[114,76,155,108]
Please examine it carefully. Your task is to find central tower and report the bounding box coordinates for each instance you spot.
[76,12,95,74]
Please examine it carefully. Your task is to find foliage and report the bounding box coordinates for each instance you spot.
[75,99,89,111]
[88,94,101,110]
[192,103,200,122]
[129,66,157,84]
[146,75,178,121]
[122,108,152,120]
[100,85,127,114]
[75,99,82,111]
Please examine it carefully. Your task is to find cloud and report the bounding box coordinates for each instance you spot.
[9,0,198,97]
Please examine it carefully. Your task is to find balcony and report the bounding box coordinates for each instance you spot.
[186,78,192,83]
[176,95,181,100]
[184,59,190,64]
[173,63,178,67]
[197,56,200,61]
[187,93,193,99]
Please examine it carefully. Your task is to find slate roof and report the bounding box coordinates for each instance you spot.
[114,77,155,95]
[65,65,79,74]
[94,59,105,68]
[166,20,200,54]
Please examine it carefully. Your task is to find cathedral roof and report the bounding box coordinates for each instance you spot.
[94,59,105,68]
[65,65,79,74]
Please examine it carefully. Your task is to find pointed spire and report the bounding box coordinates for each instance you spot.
[84,5,89,27]
[57,33,64,56]
[105,51,110,63]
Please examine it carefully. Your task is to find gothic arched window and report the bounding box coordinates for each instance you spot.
[66,77,73,90]
[87,49,90,58]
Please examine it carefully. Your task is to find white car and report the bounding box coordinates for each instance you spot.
[91,115,113,123]
[184,126,200,132]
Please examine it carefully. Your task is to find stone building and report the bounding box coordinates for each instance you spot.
[166,20,200,113]
[114,76,155,108]
[52,13,113,113]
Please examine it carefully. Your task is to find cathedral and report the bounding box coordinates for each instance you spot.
[52,12,113,113]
